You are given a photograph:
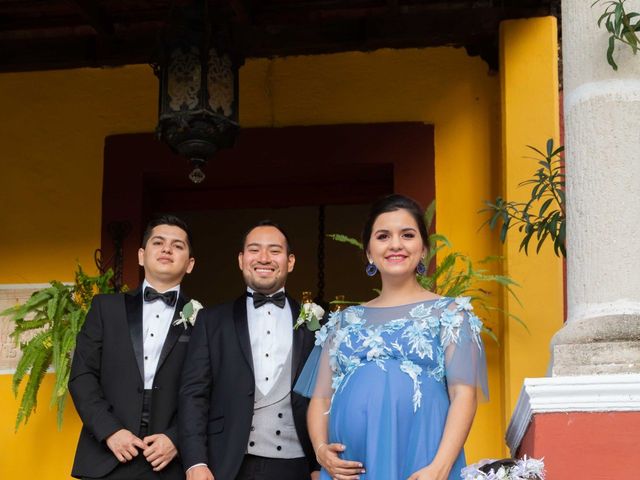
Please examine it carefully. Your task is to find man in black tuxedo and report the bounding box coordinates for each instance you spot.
[179,221,320,480]
[69,215,196,479]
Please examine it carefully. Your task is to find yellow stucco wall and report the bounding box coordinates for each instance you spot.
[0,17,560,478]
[499,17,564,423]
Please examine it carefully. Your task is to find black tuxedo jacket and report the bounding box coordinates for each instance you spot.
[178,293,319,480]
[69,287,192,479]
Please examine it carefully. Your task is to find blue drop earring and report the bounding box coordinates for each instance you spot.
[416,260,426,275]
[366,261,378,276]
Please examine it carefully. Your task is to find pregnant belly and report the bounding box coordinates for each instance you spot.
[329,360,449,441]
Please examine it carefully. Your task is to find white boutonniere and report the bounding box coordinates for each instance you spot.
[173,299,203,329]
[295,301,324,332]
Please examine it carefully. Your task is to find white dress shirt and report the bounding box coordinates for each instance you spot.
[142,279,179,389]
[246,287,293,396]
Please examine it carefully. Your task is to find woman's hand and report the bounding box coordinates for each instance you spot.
[406,463,449,480]
[316,443,365,480]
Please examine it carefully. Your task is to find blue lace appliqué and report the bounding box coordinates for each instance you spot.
[315,297,483,413]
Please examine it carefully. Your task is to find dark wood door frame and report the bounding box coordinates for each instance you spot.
[101,123,435,288]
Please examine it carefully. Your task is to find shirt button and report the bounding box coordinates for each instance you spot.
[276,446,282,451]
[144,356,148,360]
[265,377,269,381]
[267,330,271,335]
[276,430,281,435]
[278,413,283,418]
[249,441,255,447]
[150,333,154,337]
[156,314,159,318]
[265,353,269,357]
[251,426,255,431]
[268,311,271,315]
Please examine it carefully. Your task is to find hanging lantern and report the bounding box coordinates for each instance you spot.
[155,1,240,183]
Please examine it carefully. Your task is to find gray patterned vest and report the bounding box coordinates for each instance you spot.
[247,350,305,458]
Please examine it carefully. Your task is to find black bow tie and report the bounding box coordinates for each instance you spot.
[144,286,178,307]
[248,291,286,309]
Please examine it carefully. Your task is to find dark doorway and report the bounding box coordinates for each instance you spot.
[101,123,434,306]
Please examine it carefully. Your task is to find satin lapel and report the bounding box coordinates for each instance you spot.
[125,288,144,382]
[156,293,188,372]
[233,294,254,376]
[289,297,304,386]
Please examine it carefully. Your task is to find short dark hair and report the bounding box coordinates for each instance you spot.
[141,214,194,256]
[241,220,293,254]
[362,194,428,253]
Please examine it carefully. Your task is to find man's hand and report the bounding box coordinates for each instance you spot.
[316,443,365,480]
[186,465,215,480]
[142,433,178,471]
[106,429,146,463]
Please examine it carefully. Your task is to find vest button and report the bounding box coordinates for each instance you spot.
[276,446,282,451]
[251,426,255,431]
[249,441,255,447]
[248,390,254,396]
[278,413,283,418]
[276,430,281,435]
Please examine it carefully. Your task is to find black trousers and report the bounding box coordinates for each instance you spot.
[235,455,310,480]
[81,457,185,480]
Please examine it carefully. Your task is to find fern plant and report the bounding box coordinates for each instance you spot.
[1,265,116,430]
[593,0,640,70]
[328,201,523,342]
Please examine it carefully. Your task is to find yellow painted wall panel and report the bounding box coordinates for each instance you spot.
[499,17,564,422]
[0,375,80,479]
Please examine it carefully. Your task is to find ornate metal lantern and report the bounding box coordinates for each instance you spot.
[155,1,240,183]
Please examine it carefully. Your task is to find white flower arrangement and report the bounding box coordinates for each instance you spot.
[461,456,545,480]
[295,301,324,331]
[173,299,203,329]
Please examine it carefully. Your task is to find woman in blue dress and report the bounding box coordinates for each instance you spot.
[297,195,488,480]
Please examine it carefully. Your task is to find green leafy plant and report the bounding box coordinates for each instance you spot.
[593,0,640,70]
[1,265,117,430]
[482,139,565,258]
[328,201,523,342]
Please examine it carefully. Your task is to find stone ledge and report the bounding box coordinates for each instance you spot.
[505,374,640,455]
[551,315,640,375]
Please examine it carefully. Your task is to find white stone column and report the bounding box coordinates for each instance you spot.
[551,0,640,375]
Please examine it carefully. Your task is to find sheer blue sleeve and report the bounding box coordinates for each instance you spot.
[441,298,489,402]
[293,310,341,399]
[293,344,322,398]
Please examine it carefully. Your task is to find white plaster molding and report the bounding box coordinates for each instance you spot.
[565,78,640,111]
[0,283,53,290]
[506,374,640,455]
[567,300,640,324]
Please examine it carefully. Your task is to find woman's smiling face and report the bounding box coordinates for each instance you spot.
[367,208,426,279]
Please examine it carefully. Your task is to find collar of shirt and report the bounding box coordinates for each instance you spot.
[142,279,181,302]
[246,287,285,308]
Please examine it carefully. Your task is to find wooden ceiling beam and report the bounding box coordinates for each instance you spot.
[0,1,558,72]
[67,0,116,36]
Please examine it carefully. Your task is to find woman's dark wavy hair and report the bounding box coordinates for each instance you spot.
[361,194,429,253]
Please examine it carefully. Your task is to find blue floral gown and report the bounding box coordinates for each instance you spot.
[295,297,489,480]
